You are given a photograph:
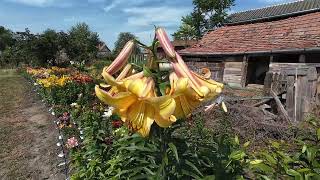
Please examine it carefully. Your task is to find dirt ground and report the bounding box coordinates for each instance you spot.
[0,69,65,180]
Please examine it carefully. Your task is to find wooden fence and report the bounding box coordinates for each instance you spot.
[264,67,318,122]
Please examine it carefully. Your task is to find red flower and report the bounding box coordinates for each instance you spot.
[112,120,123,128]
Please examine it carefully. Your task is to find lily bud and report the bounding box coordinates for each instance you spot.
[156,27,176,58]
[106,40,135,75]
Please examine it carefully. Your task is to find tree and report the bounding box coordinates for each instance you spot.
[113,32,140,56]
[173,15,198,40]
[67,23,100,63]
[33,29,60,65]
[0,26,14,51]
[174,0,235,39]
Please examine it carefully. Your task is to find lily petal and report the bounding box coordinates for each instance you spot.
[127,77,154,98]
[105,40,135,75]
[95,85,136,111]
[147,96,176,120]
[156,27,176,58]
[154,114,176,128]
[126,101,155,137]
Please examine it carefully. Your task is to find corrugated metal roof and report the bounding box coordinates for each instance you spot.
[227,0,320,25]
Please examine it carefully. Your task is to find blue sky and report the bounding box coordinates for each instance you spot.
[0,0,295,49]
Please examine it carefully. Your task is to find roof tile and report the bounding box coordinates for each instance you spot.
[181,12,320,55]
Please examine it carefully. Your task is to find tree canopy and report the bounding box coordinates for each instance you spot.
[0,23,101,67]
[173,0,235,40]
[113,32,140,56]
[0,26,14,51]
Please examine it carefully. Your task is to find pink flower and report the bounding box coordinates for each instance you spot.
[66,137,79,149]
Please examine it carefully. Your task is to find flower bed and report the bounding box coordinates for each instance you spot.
[23,28,320,179]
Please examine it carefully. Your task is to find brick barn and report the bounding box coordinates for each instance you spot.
[180,0,320,87]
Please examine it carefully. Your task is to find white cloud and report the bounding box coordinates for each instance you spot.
[123,6,190,27]
[88,0,105,3]
[4,0,74,7]
[63,16,93,23]
[103,0,152,13]
[259,0,296,4]
[5,0,54,7]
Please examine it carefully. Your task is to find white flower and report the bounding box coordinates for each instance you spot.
[51,112,55,116]
[33,83,39,86]
[70,102,78,107]
[58,162,66,167]
[80,136,84,140]
[70,61,75,65]
[80,130,83,135]
[58,135,63,140]
[102,106,114,118]
[57,142,61,146]
[58,153,64,158]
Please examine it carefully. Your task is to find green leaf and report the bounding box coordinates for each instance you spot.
[251,163,274,173]
[250,159,263,165]
[271,141,280,149]
[302,144,307,153]
[202,175,215,180]
[297,168,311,173]
[185,160,203,177]
[143,66,153,77]
[159,82,170,96]
[229,150,246,161]
[243,141,250,148]
[317,128,320,140]
[262,152,277,165]
[234,135,239,145]
[286,169,302,179]
[259,175,272,180]
[181,169,202,179]
[168,143,179,163]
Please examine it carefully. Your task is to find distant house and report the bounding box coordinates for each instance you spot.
[97,42,112,58]
[180,0,320,87]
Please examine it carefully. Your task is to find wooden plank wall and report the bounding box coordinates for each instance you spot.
[269,63,320,73]
[317,76,320,105]
[223,62,243,85]
[185,61,224,82]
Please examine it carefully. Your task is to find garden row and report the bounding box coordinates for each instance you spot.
[23,66,320,179]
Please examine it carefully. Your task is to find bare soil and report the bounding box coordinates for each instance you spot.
[0,69,65,180]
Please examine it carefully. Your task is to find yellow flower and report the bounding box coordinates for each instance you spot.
[95,28,225,137]
[95,65,177,137]
[36,75,70,88]
[156,27,224,118]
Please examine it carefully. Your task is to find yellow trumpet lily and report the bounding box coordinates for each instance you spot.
[96,63,177,137]
[156,27,224,118]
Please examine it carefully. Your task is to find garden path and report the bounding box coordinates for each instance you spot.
[0,69,65,180]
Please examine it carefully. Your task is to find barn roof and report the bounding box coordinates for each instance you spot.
[180,11,320,57]
[227,0,320,25]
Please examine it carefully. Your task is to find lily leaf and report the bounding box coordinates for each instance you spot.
[168,143,179,163]
[143,66,153,77]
